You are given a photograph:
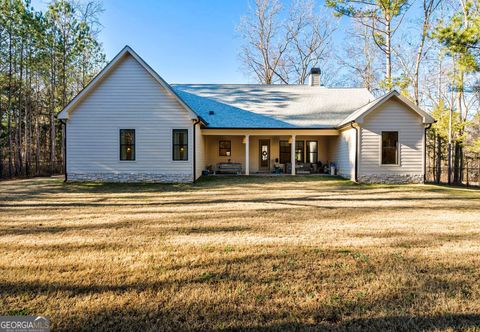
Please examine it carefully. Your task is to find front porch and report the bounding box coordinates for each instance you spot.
[200,129,340,176]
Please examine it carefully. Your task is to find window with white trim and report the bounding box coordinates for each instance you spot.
[120,129,135,161]
[173,129,188,161]
[219,140,231,156]
[381,131,398,165]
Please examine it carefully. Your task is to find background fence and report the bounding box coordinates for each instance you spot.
[425,158,480,187]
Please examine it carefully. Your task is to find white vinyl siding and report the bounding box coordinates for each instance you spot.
[332,127,356,180]
[359,99,424,176]
[66,53,194,178]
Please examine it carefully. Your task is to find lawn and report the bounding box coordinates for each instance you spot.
[1,176,480,331]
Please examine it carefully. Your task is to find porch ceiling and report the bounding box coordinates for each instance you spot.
[201,128,340,136]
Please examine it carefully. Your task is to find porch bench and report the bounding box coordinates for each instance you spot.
[216,163,242,175]
[285,163,312,174]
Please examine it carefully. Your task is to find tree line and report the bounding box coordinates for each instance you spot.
[0,0,104,179]
[238,0,480,185]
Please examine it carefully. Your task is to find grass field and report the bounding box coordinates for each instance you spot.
[1,176,480,331]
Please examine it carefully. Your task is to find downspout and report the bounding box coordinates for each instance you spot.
[424,123,433,183]
[60,119,67,182]
[192,118,201,183]
[350,121,359,182]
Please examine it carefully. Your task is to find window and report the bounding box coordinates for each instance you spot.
[173,129,188,161]
[120,129,135,161]
[295,140,304,163]
[219,140,231,156]
[381,131,398,165]
[279,140,291,164]
[306,141,318,163]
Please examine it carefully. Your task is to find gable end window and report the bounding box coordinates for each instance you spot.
[219,140,231,156]
[173,129,188,161]
[120,129,135,161]
[381,131,398,165]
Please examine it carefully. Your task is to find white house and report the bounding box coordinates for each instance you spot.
[58,46,435,183]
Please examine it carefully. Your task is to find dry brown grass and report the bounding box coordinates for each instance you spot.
[1,176,480,331]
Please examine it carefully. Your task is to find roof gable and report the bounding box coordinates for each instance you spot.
[338,90,435,127]
[58,46,199,121]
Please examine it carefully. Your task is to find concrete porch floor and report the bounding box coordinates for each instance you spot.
[209,173,337,177]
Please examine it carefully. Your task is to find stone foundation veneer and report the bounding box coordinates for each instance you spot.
[68,172,193,183]
[358,174,424,184]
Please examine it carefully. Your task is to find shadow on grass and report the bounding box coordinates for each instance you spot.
[0,221,255,237]
[1,176,353,197]
[0,220,138,236]
[234,314,480,331]
[1,245,479,331]
[2,177,480,208]
[2,192,480,209]
[33,299,480,331]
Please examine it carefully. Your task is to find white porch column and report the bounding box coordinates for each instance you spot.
[245,135,250,175]
[291,135,296,175]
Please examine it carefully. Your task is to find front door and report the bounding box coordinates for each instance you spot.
[259,139,270,172]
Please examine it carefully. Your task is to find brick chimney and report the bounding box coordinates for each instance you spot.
[308,68,321,86]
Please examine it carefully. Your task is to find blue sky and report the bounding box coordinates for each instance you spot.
[97,0,251,84]
[31,0,356,84]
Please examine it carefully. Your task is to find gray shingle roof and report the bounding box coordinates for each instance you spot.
[172,84,375,128]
